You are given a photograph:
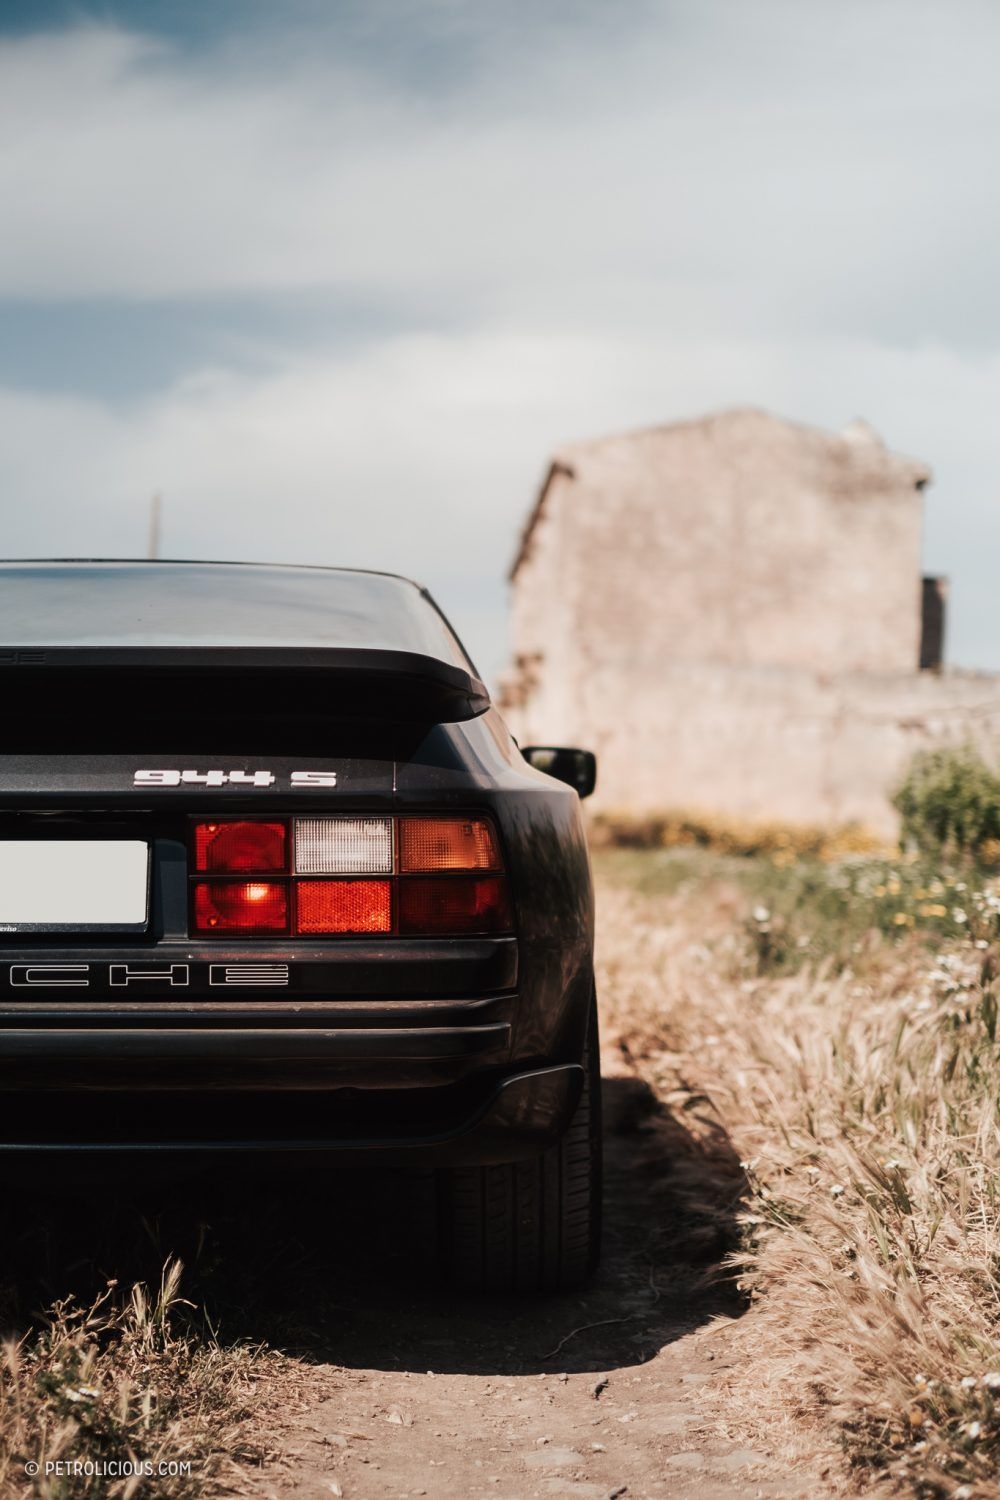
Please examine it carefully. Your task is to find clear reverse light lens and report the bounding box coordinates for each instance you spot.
[294,817,394,875]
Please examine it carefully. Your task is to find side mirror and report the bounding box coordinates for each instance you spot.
[521,746,597,799]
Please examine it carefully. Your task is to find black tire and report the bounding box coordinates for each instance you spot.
[438,988,602,1292]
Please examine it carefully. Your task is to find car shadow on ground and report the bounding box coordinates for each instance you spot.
[0,1073,748,1378]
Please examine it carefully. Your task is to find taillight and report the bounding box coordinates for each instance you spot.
[194,821,287,873]
[296,879,392,934]
[295,817,393,874]
[193,881,288,933]
[398,876,511,935]
[190,816,512,937]
[399,817,501,872]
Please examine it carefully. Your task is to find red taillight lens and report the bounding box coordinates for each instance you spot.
[193,881,288,933]
[189,815,512,938]
[295,880,392,935]
[399,817,501,873]
[194,821,287,873]
[398,876,512,935]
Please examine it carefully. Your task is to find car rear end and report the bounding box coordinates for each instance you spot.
[0,561,600,1289]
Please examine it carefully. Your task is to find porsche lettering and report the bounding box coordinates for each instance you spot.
[10,964,89,988]
[5,963,290,989]
[109,963,190,987]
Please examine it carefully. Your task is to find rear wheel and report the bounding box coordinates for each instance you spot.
[437,989,602,1292]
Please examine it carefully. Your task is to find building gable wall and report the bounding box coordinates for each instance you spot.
[501,409,986,835]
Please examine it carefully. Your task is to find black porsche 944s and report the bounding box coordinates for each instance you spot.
[0,560,600,1291]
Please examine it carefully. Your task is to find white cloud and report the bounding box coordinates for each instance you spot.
[1,3,1000,679]
[2,327,999,682]
[1,2,999,348]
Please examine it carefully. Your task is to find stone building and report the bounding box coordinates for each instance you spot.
[501,408,1000,834]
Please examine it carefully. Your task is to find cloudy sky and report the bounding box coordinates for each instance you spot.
[1,0,998,683]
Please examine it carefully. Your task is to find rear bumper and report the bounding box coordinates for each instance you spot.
[0,1062,585,1163]
[0,994,517,1090]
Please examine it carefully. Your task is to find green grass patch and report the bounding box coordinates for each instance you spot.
[594,846,1000,974]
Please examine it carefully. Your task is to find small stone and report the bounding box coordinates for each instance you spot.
[715,1448,767,1473]
[523,1447,586,1468]
[538,1484,605,1499]
[663,1452,704,1470]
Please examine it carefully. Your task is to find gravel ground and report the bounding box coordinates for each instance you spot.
[252,1039,837,1500]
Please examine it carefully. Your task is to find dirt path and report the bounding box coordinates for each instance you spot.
[0,1027,844,1498]
[254,1038,838,1500]
[0,871,845,1498]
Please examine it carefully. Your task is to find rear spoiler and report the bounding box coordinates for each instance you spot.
[0,648,491,752]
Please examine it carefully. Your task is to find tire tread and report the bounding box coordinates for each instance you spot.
[439,988,602,1292]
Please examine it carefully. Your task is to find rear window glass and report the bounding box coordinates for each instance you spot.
[0,562,472,667]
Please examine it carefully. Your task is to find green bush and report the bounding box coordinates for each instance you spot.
[893,743,1000,861]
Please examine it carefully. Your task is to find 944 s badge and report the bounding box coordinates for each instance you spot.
[132,769,338,788]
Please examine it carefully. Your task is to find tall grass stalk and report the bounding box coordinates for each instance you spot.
[0,1261,264,1497]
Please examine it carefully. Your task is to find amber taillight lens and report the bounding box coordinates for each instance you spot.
[399,817,501,873]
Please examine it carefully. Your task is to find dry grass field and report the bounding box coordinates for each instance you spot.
[1,842,999,1497]
[0,1262,272,1497]
[597,846,1000,1499]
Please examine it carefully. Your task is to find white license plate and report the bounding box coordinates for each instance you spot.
[0,842,150,930]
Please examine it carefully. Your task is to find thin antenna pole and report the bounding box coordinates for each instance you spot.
[148,492,162,560]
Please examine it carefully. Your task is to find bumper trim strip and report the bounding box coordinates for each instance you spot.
[0,1023,509,1062]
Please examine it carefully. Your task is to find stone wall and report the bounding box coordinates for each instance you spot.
[505,660,1000,836]
[508,410,930,691]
